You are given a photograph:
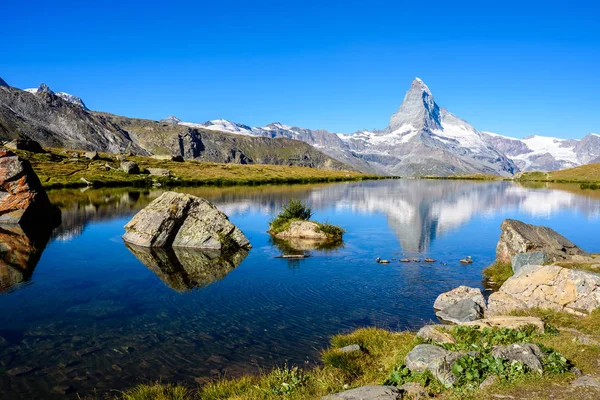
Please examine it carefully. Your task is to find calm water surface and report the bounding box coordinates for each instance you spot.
[1,179,600,399]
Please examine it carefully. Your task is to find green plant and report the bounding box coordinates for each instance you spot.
[538,344,570,374]
[266,364,309,396]
[482,261,514,288]
[316,222,346,239]
[269,199,313,233]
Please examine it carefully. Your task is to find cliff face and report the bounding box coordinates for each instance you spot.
[0,86,144,154]
[100,114,353,171]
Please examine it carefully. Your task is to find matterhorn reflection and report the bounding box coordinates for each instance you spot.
[125,243,249,292]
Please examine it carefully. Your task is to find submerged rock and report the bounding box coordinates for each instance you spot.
[486,264,600,316]
[123,192,250,250]
[0,150,61,226]
[496,219,586,263]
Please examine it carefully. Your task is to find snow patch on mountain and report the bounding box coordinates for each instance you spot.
[24,85,88,110]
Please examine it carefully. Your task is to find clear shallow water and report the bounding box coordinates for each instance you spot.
[1,179,600,399]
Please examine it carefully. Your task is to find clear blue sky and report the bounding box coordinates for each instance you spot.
[2,0,598,138]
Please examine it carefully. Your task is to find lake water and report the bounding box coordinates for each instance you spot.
[1,179,600,399]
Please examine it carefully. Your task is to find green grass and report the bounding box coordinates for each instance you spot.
[482,261,514,288]
[11,147,382,189]
[517,163,600,184]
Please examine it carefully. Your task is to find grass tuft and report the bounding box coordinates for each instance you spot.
[482,261,513,288]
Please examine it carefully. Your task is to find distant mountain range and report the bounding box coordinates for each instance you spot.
[1,76,598,175]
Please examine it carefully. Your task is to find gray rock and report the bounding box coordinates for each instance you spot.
[491,343,543,373]
[147,168,171,177]
[496,219,586,264]
[4,139,46,153]
[436,299,483,324]
[511,251,549,273]
[322,385,402,400]
[572,375,600,389]
[486,265,600,316]
[433,285,486,312]
[122,191,251,250]
[405,344,459,387]
[120,161,140,174]
[479,374,497,389]
[416,325,456,344]
[273,220,329,240]
[84,151,99,160]
[339,344,361,353]
[397,382,428,399]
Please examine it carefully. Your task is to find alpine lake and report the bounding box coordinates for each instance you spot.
[1,179,600,399]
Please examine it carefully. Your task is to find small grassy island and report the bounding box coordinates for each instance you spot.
[268,199,345,242]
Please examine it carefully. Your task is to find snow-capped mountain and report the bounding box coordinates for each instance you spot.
[25,84,88,110]
[170,78,520,176]
[483,132,600,171]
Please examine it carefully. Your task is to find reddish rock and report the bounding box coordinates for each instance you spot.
[0,150,60,226]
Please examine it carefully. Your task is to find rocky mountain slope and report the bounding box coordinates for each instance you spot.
[0,79,351,171]
[483,131,600,171]
[178,79,519,176]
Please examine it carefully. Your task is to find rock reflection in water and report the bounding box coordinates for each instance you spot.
[125,243,248,292]
[0,224,53,292]
[271,236,344,257]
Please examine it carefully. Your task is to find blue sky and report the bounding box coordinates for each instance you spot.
[2,0,599,138]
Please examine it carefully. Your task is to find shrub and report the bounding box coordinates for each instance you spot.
[317,222,346,239]
[269,199,313,233]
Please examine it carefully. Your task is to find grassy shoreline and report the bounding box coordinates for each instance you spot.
[11,148,384,189]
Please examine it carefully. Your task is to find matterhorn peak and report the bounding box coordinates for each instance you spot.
[388,78,441,132]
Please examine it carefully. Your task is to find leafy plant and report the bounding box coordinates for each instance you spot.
[266,364,309,396]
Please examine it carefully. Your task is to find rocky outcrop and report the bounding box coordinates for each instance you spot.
[416,325,457,344]
[272,221,329,240]
[486,264,600,316]
[4,139,46,153]
[84,151,99,160]
[122,191,251,250]
[496,219,586,263]
[125,243,248,292]
[0,150,60,226]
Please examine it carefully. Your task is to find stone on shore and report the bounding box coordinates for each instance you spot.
[433,286,486,311]
[486,264,600,316]
[496,219,586,263]
[460,316,545,333]
[416,325,457,344]
[491,343,544,373]
[273,220,329,240]
[4,139,46,153]
[122,191,251,250]
[405,344,459,387]
[572,376,600,389]
[84,151,99,160]
[436,298,483,324]
[0,150,60,226]
[322,385,402,400]
[120,161,140,174]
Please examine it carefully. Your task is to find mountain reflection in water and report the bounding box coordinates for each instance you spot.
[0,180,597,399]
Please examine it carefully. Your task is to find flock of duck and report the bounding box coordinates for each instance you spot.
[375,255,473,265]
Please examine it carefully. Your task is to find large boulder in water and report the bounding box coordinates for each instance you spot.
[0,150,60,226]
[122,191,251,250]
[496,219,586,263]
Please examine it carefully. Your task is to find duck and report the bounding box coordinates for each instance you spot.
[400,258,410,263]
[376,257,391,264]
[411,258,421,263]
[460,256,473,264]
[424,257,436,263]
